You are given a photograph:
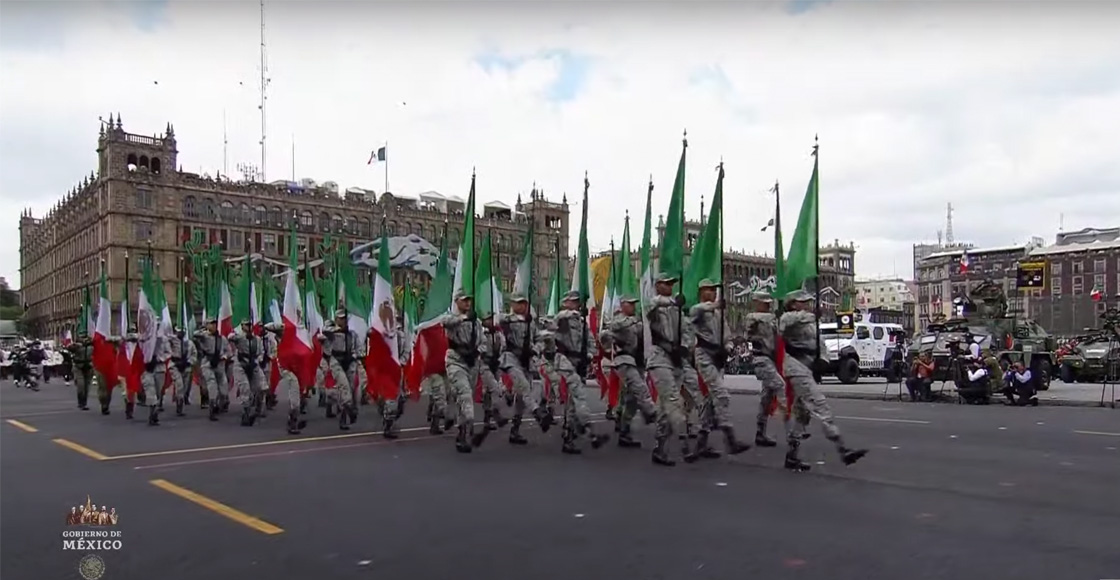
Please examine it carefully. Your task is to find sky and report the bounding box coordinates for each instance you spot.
[3,0,1120,288]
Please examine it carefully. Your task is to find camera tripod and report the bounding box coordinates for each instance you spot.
[1097,303,1120,409]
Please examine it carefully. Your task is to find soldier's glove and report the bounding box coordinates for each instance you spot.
[713,349,728,370]
[466,310,478,322]
[144,361,157,373]
[674,294,686,307]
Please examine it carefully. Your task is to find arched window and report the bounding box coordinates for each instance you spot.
[388,221,398,236]
[254,205,266,225]
[359,217,371,238]
[139,155,150,170]
[203,198,216,220]
[127,154,139,172]
[219,201,235,222]
[300,211,314,230]
[332,214,344,233]
[348,216,359,236]
[319,212,331,233]
[239,203,251,224]
[269,206,282,227]
[182,195,198,218]
[151,158,161,174]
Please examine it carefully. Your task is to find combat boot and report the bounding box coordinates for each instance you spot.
[471,422,490,448]
[455,424,472,453]
[532,406,552,433]
[429,414,444,435]
[125,401,135,420]
[287,410,306,435]
[157,397,164,413]
[617,424,642,449]
[326,402,337,418]
[684,431,721,463]
[338,404,352,431]
[840,447,869,466]
[208,401,219,421]
[77,393,89,411]
[755,428,778,447]
[148,405,160,426]
[491,408,509,429]
[318,391,327,408]
[784,440,811,472]
[175,400,185,417]
[299,397,308,415]
[589,431,611,449]
[240,407,255,427]
[686,422,698,440]
[722,427,752,456]
[383,418,399,440]
[265,392,277,411]
[442,416,456,432]
[651,437,675,466]
[561,429,581,455]
[347,404,358,424]
[508,417,528,445]
[481,408,494,431]
[100,400,111,415]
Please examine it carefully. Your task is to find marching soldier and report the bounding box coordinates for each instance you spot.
[472,311,510,447]
[536,325,560,424]
[67,330,94,411]
[599,295,658,449]
[322,310,359,430]
[553,290,611,454]
[685,279,751,462]
[681,319,703,440]
[169,326,195,417]
[646,273,688,466]
[424,373,452,435]
[745,292,787,446]
[443,289,482,453]
[230,320,266,427]
[262,327,278,411]
[264,322,307,435]
[195,318,228,421]
[780,289,868,471]
[498,294,553,445]
[116,327,140,419]
[140,330,171,426]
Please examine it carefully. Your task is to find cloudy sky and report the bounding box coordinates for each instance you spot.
[3,0,1119,288]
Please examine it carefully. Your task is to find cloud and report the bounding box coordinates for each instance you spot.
[2,0,1119,288]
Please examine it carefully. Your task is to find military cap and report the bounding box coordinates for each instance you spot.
[656,272,678,283]
[562,290,581,302]
[749,292,774,303]
[620,294,640,303]
[698,278,720,289]
[784,289,815,302]
[206,317,218,324]
[334,309,347,318]
[509,292,528,303]
[454,288,473,300]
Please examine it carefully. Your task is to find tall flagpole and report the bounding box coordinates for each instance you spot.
[813,135,822,363]
[384,141,390,194]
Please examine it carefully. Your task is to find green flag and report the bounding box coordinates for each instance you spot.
[475,230,502,318]
[683,163,724,306]
[783,141,819,295]
[658,134,688,283]
[619,213,636,299]
[421,223,453,323]
[452,171,477,306]
[771,180,786,299]
[546,238,563,317]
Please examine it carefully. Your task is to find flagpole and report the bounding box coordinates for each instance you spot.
[812,135,822,365]
[469,168,476,318]
[717,159,725,347]
[384,141,390,194]
[676,130,687,358]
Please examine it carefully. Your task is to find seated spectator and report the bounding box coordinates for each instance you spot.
[957,359,992,404]
[906,353,936,402]
[1001,361,1038,406]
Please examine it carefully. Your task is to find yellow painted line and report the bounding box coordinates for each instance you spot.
[149,479,284,535]
[836,416,930,425]
[5,419,39,433]
[1073,430,1120,438]
[106,412,602,461]
[52,438,110,460]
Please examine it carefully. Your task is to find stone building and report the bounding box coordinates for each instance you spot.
[854,277,917,335]
[18,117,569,338]
[1026,227,1120,335]
[914,242,1041,328]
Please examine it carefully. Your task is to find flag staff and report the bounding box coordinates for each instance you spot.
[812,135,822,366]
[717,158,725,348]
[384,141,390,194]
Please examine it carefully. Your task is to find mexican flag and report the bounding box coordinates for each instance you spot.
[405,224,451,396]
[683,162,724,307]
[570,173,596,330]
[366,220,402,402]
[782,141,819,295]
[92,267,118,391]
[452,171,477,303]
[545,238,563,316]
[638,178,656,373]
[280,225,316,389]
[117,260,142,398]
[512,217,534,300]
[475,230,503,320]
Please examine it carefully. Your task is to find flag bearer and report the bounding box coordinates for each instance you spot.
[68,331,94,411]
[553,290,611,454]
[471,312,510,447]
[443,289,482,453]
[169,327,195,417]
[646,273,689,466]
[195,319,228,421]
[599,295,659,449]
[323,310,360,430]
[230,320,266,426]
[499,294,553,445]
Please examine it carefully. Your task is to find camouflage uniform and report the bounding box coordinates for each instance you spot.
[424,373,451,434]
[442,294,482,452]
[67,335,94,411]
[680,324,703,439]
[536,327,561,408]
[780,289,868,471]
[686,282,751,461]
[744,293,789,445]
[646,280,689,465]
[195,322,228,421]
[599,298,658,448]
[469,319,509,447]
[140,333,170,425]
[499,298,553,445]
[169,329,196,416]
[265,322,307,435]
[553,291,611,454]
[323,311,362,429]
[229,324,266,426]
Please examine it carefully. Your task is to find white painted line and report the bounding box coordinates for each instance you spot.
[357,560,372,566]
[573,513,585,518]
[715,482,728,487]
[1073,430,1120,438]
[949,435,958,439]
[836,416,930,425]
[1035,421,1045,426]
[998,427,1007,431]
[889,446,899,450]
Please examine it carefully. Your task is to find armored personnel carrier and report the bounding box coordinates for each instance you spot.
[911,280,1056,390]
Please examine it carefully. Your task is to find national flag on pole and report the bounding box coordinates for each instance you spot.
[366,219,402,402]
[783,143,819,295]
[367,146,387,165]
[475,231,503,319]
[683,163,723,307]
[280,224,316,389]
[137,259,159,363]
[513,218,534,299]
[406,224,451,396]
[1091,287,1103,302]
[570,173,596,329]
[958,250,970,275]
[452,171,477,303]
[92,265,118,391]
[546,238,563,317]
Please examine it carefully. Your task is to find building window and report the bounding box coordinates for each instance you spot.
[254,205,266,225]
[262,233,278,254]
[1094,274,1105,290]
[299,211,313,230]
[182,195,198,218]
[1052,277,1062,296]
[319,212,331,233]
[1072,275,1083,294]
[1093,258,1106,273]
[230,230,245,252]
[1051,262,1062,275]
[991,262,1002,272]
[269,206,283,227]
[137,255,153,271]
[135,188,153,209]
[133,219,154,241]
[239,203,251,224]
[219,201,235,223]
[1097,301,1108,314]
[1072,261,1084,274]
[332,214,344,233]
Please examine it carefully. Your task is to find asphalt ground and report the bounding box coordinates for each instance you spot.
[2,378,1119,580]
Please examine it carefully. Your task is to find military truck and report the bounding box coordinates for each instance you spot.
[910,280,1057,391]
[1058,330,1120,383]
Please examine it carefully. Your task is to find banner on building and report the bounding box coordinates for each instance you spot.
[1015,261,1046,289]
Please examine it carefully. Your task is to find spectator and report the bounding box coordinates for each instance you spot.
[1002,361,1038,406]
[907,353,935,402]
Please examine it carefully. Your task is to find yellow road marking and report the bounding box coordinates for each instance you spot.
[149,479,284,535]
[1073,430,1120,438]
[5,419,38,433]
[836,416,931,425]
[52,438,110,460]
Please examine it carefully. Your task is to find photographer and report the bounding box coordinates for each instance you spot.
[1001,361,1038,406]
[906,352,935,402]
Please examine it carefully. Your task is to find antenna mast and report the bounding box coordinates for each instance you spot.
[258,0,269,182]
[945,202,955,244]
[222,109,229,176]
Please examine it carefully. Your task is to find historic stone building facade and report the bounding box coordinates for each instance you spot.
[19,117,569,338]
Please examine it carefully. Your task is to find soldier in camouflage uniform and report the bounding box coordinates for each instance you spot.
[536,325,560,419]
[424,373,452,434]
[169,326,195,417]
[646,273,689,466]
[680,321,703,440]
[195,318,228,421]
[140,330,171,426]
[67,330,94,411]
[229,320,266,427]
[685,279,751,462]
[442,289,482,453]
[471,312,510,447]
[599,295,658,449]
[780,289,869,471]
[745,292,791,446]
[323,310,360,430]
[499,294,553,445]
[264,322,307,435]
[114,327,140,420]
[553,290,611,454]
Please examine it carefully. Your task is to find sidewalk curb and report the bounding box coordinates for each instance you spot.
[725,387,1113,408]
